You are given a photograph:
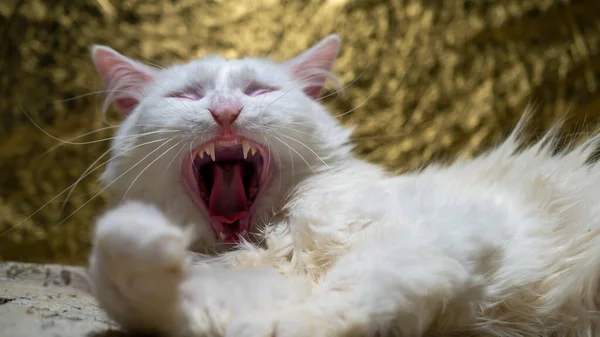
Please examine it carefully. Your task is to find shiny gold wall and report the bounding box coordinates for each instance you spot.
[1,0,600,264]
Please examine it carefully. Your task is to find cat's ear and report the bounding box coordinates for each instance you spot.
[283,34,341,99]
[91,45,156,116]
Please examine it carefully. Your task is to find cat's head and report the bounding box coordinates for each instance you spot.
[91,35,353,249]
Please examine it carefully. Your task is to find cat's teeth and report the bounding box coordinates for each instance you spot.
[242,140,250,159]
[219,232,227,241]
[240,230,247,237]
[204,143,215,161]
[250,147,259,156]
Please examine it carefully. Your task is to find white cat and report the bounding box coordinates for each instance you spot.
[88,35,600,337]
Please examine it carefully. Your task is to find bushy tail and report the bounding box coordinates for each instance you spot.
[445,110,600,336]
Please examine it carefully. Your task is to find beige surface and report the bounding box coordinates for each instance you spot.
[0,262,123,337]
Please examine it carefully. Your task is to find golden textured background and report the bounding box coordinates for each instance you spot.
[1,0,600,264]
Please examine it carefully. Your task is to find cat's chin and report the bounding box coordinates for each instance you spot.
[182,135,272,243]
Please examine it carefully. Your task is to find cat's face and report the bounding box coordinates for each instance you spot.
[91,35,352,249]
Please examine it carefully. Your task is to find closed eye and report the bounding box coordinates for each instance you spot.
[168,91,203,100]
[245,83,277,97]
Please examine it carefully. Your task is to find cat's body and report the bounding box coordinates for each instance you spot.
[88,35,600,337]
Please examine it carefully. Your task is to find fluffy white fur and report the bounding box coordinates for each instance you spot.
[88,35,600,337]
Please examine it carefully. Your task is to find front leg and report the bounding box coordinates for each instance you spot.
[89,201,312,336]
[88,201,196,335]
[228,231,489,337]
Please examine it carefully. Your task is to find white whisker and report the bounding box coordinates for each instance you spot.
[22,104,181,147]
[273,124,314,137]
[58,89,140,103]
[1,137,169,236]
[261,135,283,192]
[261,85,299,111]
[60,133,179,215]
[271,135,317,174]
[51,139,177,229]
[55,129,179,146]
[121,140,180,202]
[165,142,188,173]
[315,65,368,102]
[333,90,374,118]
[271,131,332,171]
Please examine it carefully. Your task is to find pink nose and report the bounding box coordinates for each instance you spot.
[208,96,243,129]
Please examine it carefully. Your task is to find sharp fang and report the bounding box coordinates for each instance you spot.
[219,232,226,241]
[204,143,215,161]
[240,230,247,237]
[250,147,259,156]
[242,140,250,159]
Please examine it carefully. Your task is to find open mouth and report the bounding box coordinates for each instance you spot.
[182,137,270,243]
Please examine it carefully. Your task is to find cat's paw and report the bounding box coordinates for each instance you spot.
[91,201,188,281]
[89,201,190,332]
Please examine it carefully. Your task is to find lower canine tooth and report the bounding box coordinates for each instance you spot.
[219,232,226,241]
[240,230,247,237]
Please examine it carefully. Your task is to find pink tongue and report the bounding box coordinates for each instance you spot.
[208,162,249,223]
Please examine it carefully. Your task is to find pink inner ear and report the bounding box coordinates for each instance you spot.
[92,46,154,116]
[285,35,341,99]
[300,81,326,99]
[114,98,140,113]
